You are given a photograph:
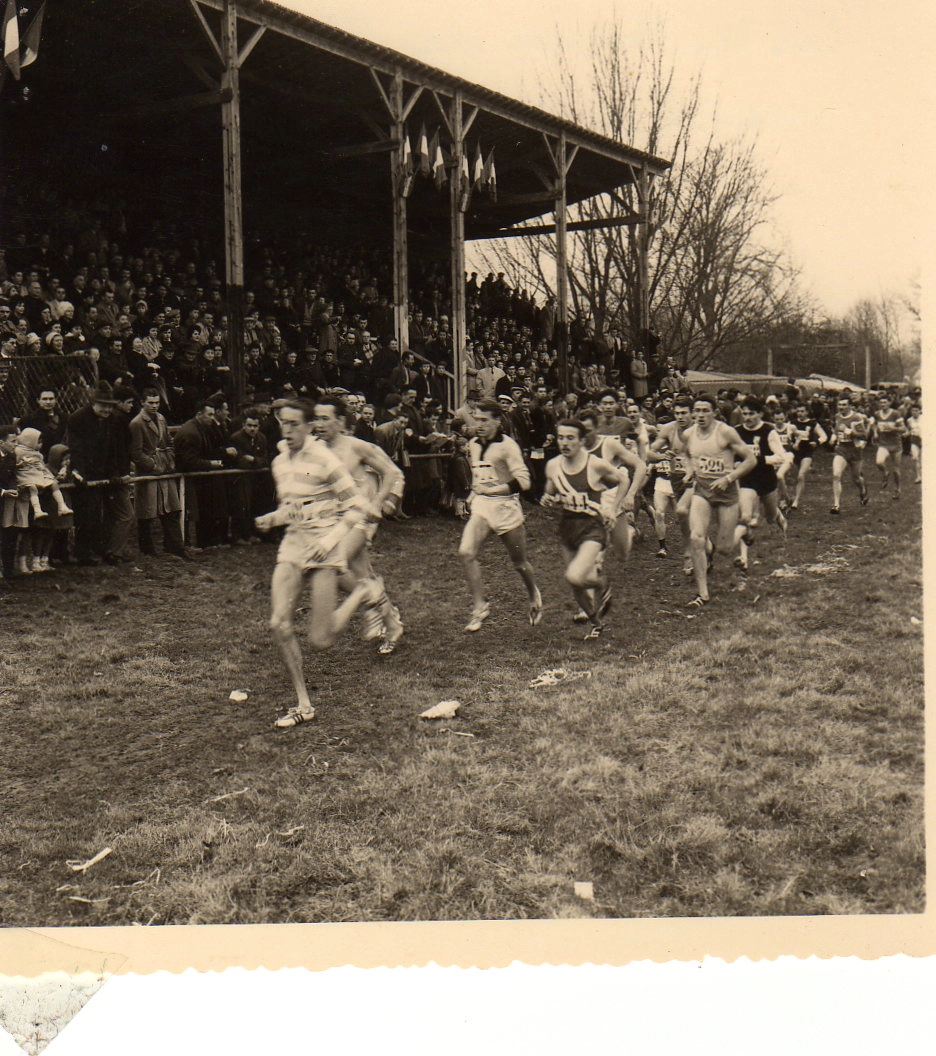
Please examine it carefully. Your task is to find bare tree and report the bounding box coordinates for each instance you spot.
[480,21,802,372]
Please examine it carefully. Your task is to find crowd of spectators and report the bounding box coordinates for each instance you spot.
[0,195,921,588]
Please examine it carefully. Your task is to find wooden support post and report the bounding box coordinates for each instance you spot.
[221,0,246,405]
[767,346,774,377]
[389,71,410,355]
[636,164,650,365]
[555,132,570,394]
[450,92,467,408]
[864,344,871,389]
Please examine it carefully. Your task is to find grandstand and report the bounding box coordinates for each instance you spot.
[1,0,669,406]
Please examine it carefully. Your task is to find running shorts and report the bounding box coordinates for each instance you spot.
[277,527,347,573]
[834,444,863,466]
[739,467,778,498]
[467,493,525,535]
[559,513,607,552]
[692,478,740,506]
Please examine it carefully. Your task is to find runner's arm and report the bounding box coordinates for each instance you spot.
[356,439,405,516]
[814,421,829,446]
[764,428,787,466]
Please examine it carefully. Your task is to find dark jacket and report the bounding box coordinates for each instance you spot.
[66,404,129,481]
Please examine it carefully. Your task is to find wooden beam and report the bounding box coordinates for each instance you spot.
[195,0,670,174]
[187,0,223,63]
[326,138,398,158]
[179,50,220,91]
[390,72,410,353]
[221,0,245,404]
[477,215,642,239]
[369,67,394,118]
[103,89,230,123]
[401,84,424,123]
[237,24,266,65]
[555,131,569,393]
[450,92,467,406]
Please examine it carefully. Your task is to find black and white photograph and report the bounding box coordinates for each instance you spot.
[0,0,925,973]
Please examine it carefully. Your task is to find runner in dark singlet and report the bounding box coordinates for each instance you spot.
[541,419,627,640]
[789,404,828,510]
[733,396,788,572]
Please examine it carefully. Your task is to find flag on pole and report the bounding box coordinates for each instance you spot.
[402,131,413,175]
[416,124,430,177]
[21,1,46,68]
[472,143,483,187]
[3,0,20,81]
[482,149,497,201]
[430,129,446,190]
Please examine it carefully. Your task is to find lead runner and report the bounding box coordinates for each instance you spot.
[255,399,374,729]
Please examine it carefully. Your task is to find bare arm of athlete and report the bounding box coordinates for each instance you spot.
[710,425,757,491]
[764,427,787,466]
[355,437,405,517]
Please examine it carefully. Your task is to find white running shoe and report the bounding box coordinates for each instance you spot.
[275,706,315,729]
[464,603,491,633]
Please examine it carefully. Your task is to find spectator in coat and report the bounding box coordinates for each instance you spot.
[227,411,270,543]
[65,381,131,565]
[173,399,228,548]
[129,388,188,558]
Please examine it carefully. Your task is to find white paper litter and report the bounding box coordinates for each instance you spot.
[420,700,460,719]
[574,881,595,901]
[228,690,249,702]
[528,668,593,689]
[66,847,113,873]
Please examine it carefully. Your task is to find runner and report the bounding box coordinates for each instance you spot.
[829,395,870,513]
[458,397,543,632]
[682,395,757,607]
[580,406,647,562]
[769,407,798,509]
[789,404,828,510]
[647,395,694,566]
[312,395,405,656]
[733,396,788,572]
[872,392,906,498]
[255,400,374,729]
[906,402,922,484]
[541,419,628,640]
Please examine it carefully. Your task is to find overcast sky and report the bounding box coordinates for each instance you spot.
[288,0,928,319]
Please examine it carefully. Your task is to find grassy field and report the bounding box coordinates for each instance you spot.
[0,453,924,924]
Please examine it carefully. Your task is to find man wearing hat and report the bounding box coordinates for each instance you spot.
[65,381,132,565]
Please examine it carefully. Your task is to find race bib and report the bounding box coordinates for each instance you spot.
[696,456,725,475]
[531,448,545,460]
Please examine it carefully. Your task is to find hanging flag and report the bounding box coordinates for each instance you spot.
[402,131,413,175]
[482,149,497,201]
[472,143,483,187]
[3,0,20,81]
[20,0,45,67]
[416,124,430,177]
[458,153,471,212]
[430,129,446,190]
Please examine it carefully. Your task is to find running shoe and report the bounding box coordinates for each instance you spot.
[529,589,544,627]
[859,483,869,506]
[733,556,748,573]
[656,544,668,557]
[464,603,491,633]
[275,706,315,729]
[378,607,404,655]
[686,595,709,610]
[572,608,590,623]
[583,622,604,641]
[596,585,613,620]
[830,506,841,515]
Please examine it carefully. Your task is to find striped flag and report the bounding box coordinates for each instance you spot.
[402,130,413,174]
[482,149,497,201]
[21,1,46,69]
[3,0,20,80]
[472,143,483,186]
[458,153,471,211]
[416,124,430,177]
[430,129,446,189]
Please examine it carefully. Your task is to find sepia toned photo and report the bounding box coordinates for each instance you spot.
[0,0,927,983]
